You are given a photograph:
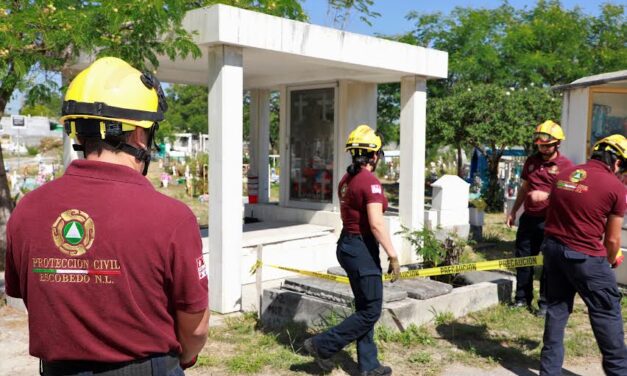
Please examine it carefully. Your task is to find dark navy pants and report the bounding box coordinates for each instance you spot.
[514,213,547,308]
[540,237,627,376]
[313,232,383,373]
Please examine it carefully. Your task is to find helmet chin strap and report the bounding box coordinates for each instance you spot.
[76,123,160,176]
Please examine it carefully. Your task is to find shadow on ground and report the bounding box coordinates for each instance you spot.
[436,322,588,376]
[259,314,363,376]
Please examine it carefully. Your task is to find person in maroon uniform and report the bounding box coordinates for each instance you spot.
[506,120,573,316]
[540,134,627,376]
[4,57,209,375]
[303,125,400,376]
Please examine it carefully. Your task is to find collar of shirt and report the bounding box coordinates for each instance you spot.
[65,159,154,189]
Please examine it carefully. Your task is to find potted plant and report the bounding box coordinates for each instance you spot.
[468,198,487,226]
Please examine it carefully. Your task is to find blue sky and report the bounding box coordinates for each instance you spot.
[302,0,615,36]
[5,0,618,114]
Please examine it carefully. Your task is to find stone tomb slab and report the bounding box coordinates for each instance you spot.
[386,278,452,300]
[328,266,453,300]
[283,277,407,305]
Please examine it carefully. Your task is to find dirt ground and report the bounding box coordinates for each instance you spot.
[0,304,605,376]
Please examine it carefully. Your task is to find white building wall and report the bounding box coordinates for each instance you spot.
[560,88,590,165]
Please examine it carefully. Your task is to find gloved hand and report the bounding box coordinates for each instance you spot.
[387,256,400,282]
[611,249,624,269]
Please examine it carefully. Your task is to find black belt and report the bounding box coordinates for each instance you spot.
[341,230,363,240]
[40,353,180,376]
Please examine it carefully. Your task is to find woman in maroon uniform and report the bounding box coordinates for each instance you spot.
[303,125,400,376]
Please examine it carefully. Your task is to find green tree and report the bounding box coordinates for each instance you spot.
[428,83,561,210]
[0,0,200,259]
[21,90,63,118]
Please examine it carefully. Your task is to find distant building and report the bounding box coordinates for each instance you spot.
[0,115,61,146]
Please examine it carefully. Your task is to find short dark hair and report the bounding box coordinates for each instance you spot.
[78,133,133,157]
[591,148,620,169]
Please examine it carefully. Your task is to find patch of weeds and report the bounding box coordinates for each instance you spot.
[375,324,434,346]
[482,230,505,243]
[433,310,455,326]
[315,307,350,333]
[195,354,219,368]
[564,329,599,358]
[408,351,432,364]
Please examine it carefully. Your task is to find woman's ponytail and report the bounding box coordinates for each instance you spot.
[346,154,373,176]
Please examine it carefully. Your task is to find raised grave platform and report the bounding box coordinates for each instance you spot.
[261,270,515,331]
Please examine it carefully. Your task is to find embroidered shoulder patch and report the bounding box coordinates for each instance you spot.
[371,185,382,194]
[196,256,207,280]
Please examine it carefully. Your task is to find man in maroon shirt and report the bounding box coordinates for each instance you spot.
[540,134,627,376]
[4,57,209,375]
[506,120,572,316]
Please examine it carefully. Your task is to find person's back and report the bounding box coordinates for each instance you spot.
[540,134,627,376]
[5,57,209,375]
[339,168,388,237]
[6,159,205,362]
[545,159,625,256]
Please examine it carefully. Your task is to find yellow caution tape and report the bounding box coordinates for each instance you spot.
[251,255,543,284]
[383,255,543,281]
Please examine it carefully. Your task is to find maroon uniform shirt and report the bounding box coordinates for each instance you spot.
[4,160,208,362]
[545,159,627,257]
[339,168,388,236]
[520,152,573,217]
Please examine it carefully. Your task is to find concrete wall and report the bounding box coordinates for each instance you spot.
[560,88,590,165]
[0,116,60,146]
[240,232,338,311]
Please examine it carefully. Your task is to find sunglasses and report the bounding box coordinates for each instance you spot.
[533,132,557,143]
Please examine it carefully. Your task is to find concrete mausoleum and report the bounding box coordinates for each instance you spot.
[554,70,627,283]
[67,4,449,313]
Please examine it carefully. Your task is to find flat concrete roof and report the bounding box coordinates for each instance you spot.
[553,70,627,91]
[74,4,447,89]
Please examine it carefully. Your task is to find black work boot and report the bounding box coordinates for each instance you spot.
[303,338,334,371]
[361,365,392,376]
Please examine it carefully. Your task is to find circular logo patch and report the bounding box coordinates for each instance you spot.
[52,209,95,256]
[569,169,587,183]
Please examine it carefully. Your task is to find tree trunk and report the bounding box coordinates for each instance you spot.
[456,144,463,178]
[0,64,19,267]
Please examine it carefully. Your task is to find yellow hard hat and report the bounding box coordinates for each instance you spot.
[60,57,167,139]
[593,134,627,160]
[533,120,565,145]
[345,125,382,156]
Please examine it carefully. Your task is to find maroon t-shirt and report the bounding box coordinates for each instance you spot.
[520,152,573,217]
[4,160,208,362]
[339,169,388,236]
[545,159,627,257]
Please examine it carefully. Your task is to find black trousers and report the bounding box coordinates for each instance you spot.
[313,232,383,373]
[540,237,627,375]
[40,354,183,376]
[514,213,547,308]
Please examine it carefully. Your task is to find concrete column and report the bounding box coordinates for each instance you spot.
[61,73,79,168]
[208,45,243,313]
[249,89,271,203]
[335,81,377,210]
[278,85,289,207]
[399,76,427,262]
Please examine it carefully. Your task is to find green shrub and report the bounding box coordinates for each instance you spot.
[27,146,39,156]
